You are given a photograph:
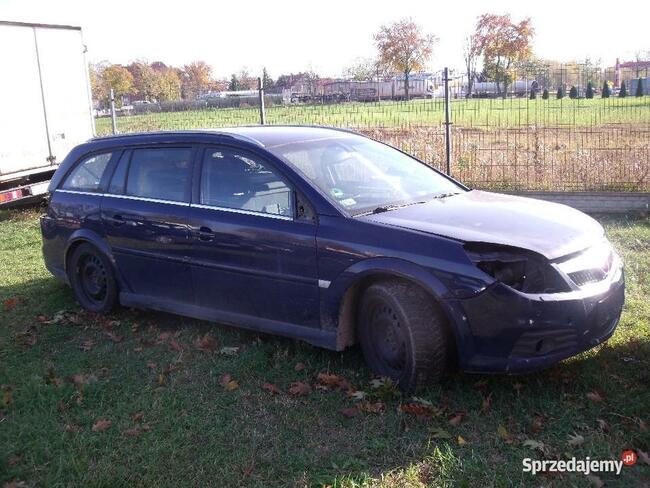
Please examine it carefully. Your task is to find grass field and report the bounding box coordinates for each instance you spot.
[95,97,650,136]
[1,209,649,487]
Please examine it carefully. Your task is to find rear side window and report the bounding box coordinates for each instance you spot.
[62,153,112,192]
[126,148,192,202]
[200,148,293,217]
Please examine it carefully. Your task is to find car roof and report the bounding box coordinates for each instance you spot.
[91,126,358,148]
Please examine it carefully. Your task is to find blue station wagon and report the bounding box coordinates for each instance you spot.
[41,126,625,391]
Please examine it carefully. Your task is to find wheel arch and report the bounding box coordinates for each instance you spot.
[323,257,463,354]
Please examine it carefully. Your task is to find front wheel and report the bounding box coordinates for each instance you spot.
[68,243,118,313]
[357,280,453,392]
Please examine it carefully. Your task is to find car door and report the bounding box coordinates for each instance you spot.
[101,145,195,304]
[187,145,320,328]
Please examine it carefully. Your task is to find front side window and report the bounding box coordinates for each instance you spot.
[62,153,112,192]
[200,148,293,217]
[126,148,192,202]
[266,133,464,215]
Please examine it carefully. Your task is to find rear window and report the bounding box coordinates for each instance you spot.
[62,153,112,192]
[126,148,192,202]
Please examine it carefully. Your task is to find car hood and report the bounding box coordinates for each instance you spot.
[358,190,604,260]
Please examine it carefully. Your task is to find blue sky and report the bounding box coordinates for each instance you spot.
[1,0,648,78]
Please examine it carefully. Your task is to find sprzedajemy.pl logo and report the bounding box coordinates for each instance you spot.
[523,451,637,476]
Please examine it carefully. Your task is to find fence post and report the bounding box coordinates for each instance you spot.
[443,67,452,176]
[109,88,117,135]
[258,77,266,125]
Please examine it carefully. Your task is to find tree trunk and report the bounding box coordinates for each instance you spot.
[404,71,410,100]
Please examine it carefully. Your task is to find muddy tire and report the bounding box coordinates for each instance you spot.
[357,280,453,392]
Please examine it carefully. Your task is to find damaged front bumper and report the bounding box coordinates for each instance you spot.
[454,255,625,373]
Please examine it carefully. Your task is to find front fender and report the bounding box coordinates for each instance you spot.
[321,256,474,359]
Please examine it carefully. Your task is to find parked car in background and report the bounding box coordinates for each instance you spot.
[40,127,625,391]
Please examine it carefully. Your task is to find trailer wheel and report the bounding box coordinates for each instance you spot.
[68,243,118,313]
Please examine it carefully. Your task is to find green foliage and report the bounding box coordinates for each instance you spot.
[569,86,578,99]
[542,88,549,99]
[619,81,627,98]
[635,78,644,97]
[585,82,594,99]
[228,74,239,91]
[262,67,274,91]
[602,81,611,98]
[556,86,564,99]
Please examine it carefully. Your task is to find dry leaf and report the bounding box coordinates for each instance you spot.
[400,403,436,417]
[219,346,240,356]
[429,427,452,439]
[568,433,585,447]
[194,334,218,352]
[91,419,112,432]
[339,407,358,418]
[596,418,609,431]
[124,428,140,437]
[294,362,305,371]
[133,412,144,423]
[65,423,80,433]
[317,372,344,388]
[457,435,467,446]
[523,439,545,450]
[261,382,281,395]
[288,382,311,396]
[530,416,544,435]
[3,297,18,311]
[586,390,604,402]
[448,412,465,426]
[105,331,124,343]
[358,401,384,414]
[497,425,514,443]
[220,374,239,391]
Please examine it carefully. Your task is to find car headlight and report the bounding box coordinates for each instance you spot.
[465,243,570,294]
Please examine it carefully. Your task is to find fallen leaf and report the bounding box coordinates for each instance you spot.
[568,433,585,447]
[294,362,305,372]
[497,425,514,443]
[65,424,81,433]
[339,407,358,418]
[448,412,465,426]
[317,372,344,388]
[429,427,452,439]
[219,346,240,356]
[36,314,48,322]
[400,403,436,418]
[3,297,18,311]
[2,386,14,407]
[457,435,467,446]
[596,418,609,431]
[194,334,218,352]
[586,390,604,403]
[288,382,311,396]
[358,401,385,414]
[530,416,545,435]
[132,412,144,423]
[523,439,545,450]
[91,419,112,432]
[220,374,239,391]
[124,428,140,437]
[69,374,97,386]
[261,382,281,395]
[348,390,366,401]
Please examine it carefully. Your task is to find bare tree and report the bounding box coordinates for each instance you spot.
[463,35,480,98]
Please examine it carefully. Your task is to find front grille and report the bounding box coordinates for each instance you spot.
[569,268,606,286]
[511,328,578,357]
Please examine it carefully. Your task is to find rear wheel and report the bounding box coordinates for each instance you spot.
[68,243,118,313]
[357,280,452,392]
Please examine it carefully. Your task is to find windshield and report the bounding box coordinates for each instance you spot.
[266,133,464,215]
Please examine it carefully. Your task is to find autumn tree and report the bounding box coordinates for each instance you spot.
[89,62,109,104]
[182,61,212,99]
[463,35,480,97]
[374,18,437,100]
[126,60,157,101]
[474,14,534,97]
[154,68,182,101]
[101,65,134,106]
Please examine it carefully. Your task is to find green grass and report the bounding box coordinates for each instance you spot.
[95,96,650,136]
[1,209,649,487]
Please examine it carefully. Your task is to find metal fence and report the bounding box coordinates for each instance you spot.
[95,66,650,192]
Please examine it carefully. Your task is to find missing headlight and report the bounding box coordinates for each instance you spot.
[465,243,570,294]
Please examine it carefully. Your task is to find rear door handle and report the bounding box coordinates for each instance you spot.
[197,226,214,241]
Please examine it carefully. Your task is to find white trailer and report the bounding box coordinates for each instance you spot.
[0,21,94,206]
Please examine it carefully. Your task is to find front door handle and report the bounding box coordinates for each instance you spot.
[197,226,214,241]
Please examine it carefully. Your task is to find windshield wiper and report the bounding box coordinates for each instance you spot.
[361,200,427,216]
[431,191,462,199]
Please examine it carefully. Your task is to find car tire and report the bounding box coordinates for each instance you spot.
[68,243,118,313]
[357,280,452,392]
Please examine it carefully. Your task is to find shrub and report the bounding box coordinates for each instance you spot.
[602,81,610,98]
[542,88,549,99]
[529,89,537,100]
[569,86,578,99]
[586,82,594,99]
[556,87,564,99]
[619,81,627,97]
[635,78,644,97]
